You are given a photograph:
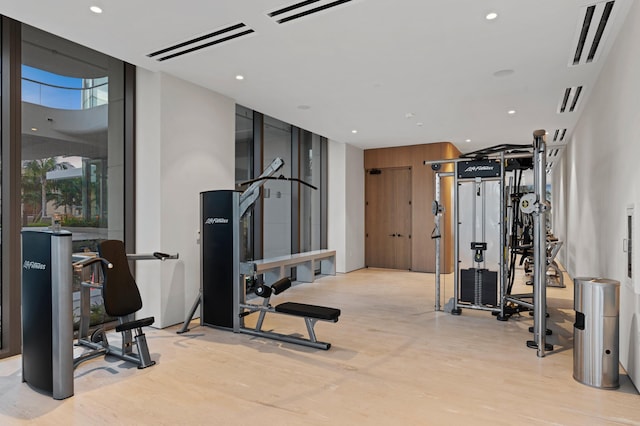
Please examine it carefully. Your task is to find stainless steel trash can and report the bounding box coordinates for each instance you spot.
[573,277,620,389]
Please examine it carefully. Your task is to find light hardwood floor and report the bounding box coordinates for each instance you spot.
[1,268,639,425]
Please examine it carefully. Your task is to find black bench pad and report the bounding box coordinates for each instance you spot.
[275,302,340,321]
[116,316,155,333]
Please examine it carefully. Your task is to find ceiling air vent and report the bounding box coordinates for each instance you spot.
[547,148,561,158]
[551,129,567,145]
[570,1,615,66]
[557,87,583,113]
[147,23,255,61]
[552,129,568,143]
[268,0,355,24]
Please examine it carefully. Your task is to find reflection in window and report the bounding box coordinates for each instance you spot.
[21,24,125,330]
[235,105,253,262]
[263,116,292,259]
[300,131,322,253]
[234,105,328,270]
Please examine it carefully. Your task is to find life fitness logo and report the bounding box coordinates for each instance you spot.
[23,260,47,270]
[464,165,495,173]
[205,217,229,225]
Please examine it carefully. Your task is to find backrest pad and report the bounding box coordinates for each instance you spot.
[98,240,143,317]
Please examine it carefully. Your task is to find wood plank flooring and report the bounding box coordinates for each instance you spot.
[1,267,638,425]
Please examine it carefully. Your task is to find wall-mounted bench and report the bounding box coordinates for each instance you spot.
[240,249,336,284]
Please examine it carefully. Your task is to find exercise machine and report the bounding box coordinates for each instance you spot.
[22,230,177,399]
[178,157,286,332]
[426,130,554,356]
[73,241,178,369]
[179,157,341,349]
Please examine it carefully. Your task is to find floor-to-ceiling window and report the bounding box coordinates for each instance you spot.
[21,24,126,331]
[0,17,134,359]
[300,130,322,253]
[235,105,328,271]
[263,115,293,259]
[235,105,253,262]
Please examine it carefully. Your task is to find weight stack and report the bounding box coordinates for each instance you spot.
[460,268,498,306]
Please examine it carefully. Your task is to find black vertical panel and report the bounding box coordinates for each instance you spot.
[21,231,53,392]
[291,127,300,254]
[320,137,328,249]
[1,17,23,358]
[253,112,263,261]
[124,63,136,256]
[201,190,235,328]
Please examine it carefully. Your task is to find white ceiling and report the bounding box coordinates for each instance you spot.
[0,0,633,155]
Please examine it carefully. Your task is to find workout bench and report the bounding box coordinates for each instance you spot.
[239,277,341,350]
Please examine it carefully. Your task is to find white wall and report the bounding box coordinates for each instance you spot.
[328,139,365,273]
[552,0,640,389]
[135,70,235,328]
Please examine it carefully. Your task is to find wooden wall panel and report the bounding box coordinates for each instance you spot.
[364,142,460,273]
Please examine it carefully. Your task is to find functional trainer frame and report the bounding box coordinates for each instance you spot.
[425,130,553,356]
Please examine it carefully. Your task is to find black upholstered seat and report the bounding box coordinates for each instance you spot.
[275,302,341,321]
[115,317,155,333]
[98,240,156,366]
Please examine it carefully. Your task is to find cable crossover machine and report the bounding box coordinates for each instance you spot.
[425,130,557,357]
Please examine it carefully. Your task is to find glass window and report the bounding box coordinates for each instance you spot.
[21,24,125,330]
[263,115,292,258]
[234,105,328,274]
[300,131,322,252]
[235,105,253,262]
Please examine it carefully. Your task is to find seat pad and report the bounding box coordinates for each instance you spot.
[116,316,155,332]
[275,302,340,321]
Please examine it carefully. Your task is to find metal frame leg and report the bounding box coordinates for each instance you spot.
[177,293,201,334]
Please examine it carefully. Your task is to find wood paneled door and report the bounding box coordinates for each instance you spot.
[365,167,412,270]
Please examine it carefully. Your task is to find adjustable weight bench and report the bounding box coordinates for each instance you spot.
[239,278,341,350]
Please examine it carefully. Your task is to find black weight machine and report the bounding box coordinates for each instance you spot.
[179,157,341,350]
[22,229,177,400]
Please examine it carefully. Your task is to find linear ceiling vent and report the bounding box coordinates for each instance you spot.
[570,1,615,66]
[553,128,568,142]
[268,0,355,24]
[557,86,583,113]
[547,148,562,158]
[147,23,255,61]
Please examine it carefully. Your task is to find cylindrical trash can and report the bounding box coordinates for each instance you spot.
[573,277,620,389]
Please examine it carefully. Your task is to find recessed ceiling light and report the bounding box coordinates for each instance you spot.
[90,6,103,14]
[486,12,498,20]
[465,139,471,143]
[351,130,358,134]
[235,75,244,80]
[31,127,38,132]
[405,112,415,119]
[416,122,423,127]
[507,110,516,115]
